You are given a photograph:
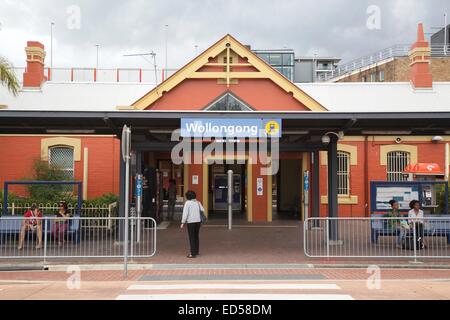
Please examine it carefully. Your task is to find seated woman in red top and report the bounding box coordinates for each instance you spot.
[18,205,43,250]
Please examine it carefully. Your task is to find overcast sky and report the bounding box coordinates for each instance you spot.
[0,0,449,70]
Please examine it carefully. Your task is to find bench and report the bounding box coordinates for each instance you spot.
[0,216,81,244]
[370,214,450,244]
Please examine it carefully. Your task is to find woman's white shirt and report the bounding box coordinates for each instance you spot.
[408,209,424,224]
[182,200,204,224]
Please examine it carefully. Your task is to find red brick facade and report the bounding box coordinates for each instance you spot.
[0,135,120,199]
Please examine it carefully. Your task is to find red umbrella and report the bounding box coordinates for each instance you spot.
[403,163,445,176]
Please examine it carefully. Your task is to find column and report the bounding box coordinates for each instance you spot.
[327,136,339,240]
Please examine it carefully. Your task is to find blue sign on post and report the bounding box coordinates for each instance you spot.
[304,171,310,191]
[181,118,282,138]
[136,175,143,197]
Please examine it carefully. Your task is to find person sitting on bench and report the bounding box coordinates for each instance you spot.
[408,200,427,249]
[51,201,70,247]
[18,205,43,250]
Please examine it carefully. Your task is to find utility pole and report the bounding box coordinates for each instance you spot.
[445,13,448,56]
[165,25,169,76]
[50,22,55,70]
[95,44,100,69]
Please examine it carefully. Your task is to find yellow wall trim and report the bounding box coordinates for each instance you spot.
[41,137,81,162]
[380,144,418,166]
[321,195,359,205]
[83,148,89,200]
[320,144,358,166]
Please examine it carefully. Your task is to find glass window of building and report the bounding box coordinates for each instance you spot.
[379,70,385,82]
[269,54,282,65]
[49,146,75,180]
[387,151,410,181]
[205,93,253,111]
[370,72,377,82]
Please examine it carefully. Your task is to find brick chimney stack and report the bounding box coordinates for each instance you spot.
[23,41,47,88]
[409,23,433,89]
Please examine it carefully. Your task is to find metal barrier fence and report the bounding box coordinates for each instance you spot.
[304,217,450,259]
[0,217,156,260]
[0,202,117,218]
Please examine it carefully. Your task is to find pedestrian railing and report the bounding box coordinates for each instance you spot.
[0,217,156,260]
[304,217,450,259]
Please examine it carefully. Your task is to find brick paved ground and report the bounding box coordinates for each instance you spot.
[1,268,450,282]
[1,220,449,266]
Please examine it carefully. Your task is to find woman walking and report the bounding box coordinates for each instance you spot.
[180,190,205,258]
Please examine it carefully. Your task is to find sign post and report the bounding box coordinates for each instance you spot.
[227,170,233,230]
[122,125,131,278]
[135,174,143,243]
[303,170,310,221]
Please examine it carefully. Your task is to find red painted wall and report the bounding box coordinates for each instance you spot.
[0,136,120,199]
[148,79,309,111]
[319,140,448,218]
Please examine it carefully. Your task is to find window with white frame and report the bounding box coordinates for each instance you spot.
[49,146,75,180]
[387,151,410,181]
[337,151,350,196]
[379,70,385,82]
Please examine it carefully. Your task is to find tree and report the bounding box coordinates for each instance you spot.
[25,160,73,202]
[0,56,20,96]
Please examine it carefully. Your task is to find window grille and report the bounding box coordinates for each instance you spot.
[49,146,75,180]
[337,151,350,196]
[387,151,410,181]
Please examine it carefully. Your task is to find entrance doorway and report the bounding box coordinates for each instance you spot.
[273,159,302,220]
[208,163,247,220]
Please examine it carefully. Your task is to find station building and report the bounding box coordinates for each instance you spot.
[1,24,450,222]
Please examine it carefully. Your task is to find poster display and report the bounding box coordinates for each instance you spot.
[375,186,419,211]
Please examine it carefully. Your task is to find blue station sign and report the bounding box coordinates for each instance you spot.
[181,118,282,138]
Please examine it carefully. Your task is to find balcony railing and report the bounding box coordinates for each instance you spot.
[317,44,450,82]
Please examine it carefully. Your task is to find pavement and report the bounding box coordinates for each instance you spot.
[1,267,450,300]
[1,219,450,300]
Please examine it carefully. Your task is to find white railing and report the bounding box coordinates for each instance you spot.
[0,216,156,259]
[304,217,450,260]
[13,67,180,84]
[318,43,450,82]
[0,202,118,219]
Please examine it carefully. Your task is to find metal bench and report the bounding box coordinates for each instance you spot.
[370,214,450,244]
[0,216,81,244]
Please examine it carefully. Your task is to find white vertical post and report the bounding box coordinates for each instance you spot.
[228,170,233,231]
[122,126,131,278]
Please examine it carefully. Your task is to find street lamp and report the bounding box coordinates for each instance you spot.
[50,22,55,70]
[321,131,344,146]
[95,44,100,69]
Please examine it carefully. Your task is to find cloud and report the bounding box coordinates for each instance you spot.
[0,0,449,69]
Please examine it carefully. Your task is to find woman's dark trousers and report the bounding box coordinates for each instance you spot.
[187,222,201,256]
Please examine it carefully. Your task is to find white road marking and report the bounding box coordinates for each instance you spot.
[128,283,341,291]
[117,293,354,300]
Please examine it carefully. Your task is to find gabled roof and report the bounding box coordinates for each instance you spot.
[130,34,327,111]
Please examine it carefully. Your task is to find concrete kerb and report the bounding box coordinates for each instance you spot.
[37,263,450,272]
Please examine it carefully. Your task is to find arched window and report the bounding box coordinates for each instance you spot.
[387,151,410,181]
[49,146,75,180]
[337,151,350,196]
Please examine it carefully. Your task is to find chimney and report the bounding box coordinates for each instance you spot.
[409,23,432,89]
[23,41,47,88]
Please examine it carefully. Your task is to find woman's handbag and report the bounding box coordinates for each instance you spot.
[197,202,207,223]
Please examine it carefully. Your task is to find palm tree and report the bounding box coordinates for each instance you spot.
[0,56,20,96]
